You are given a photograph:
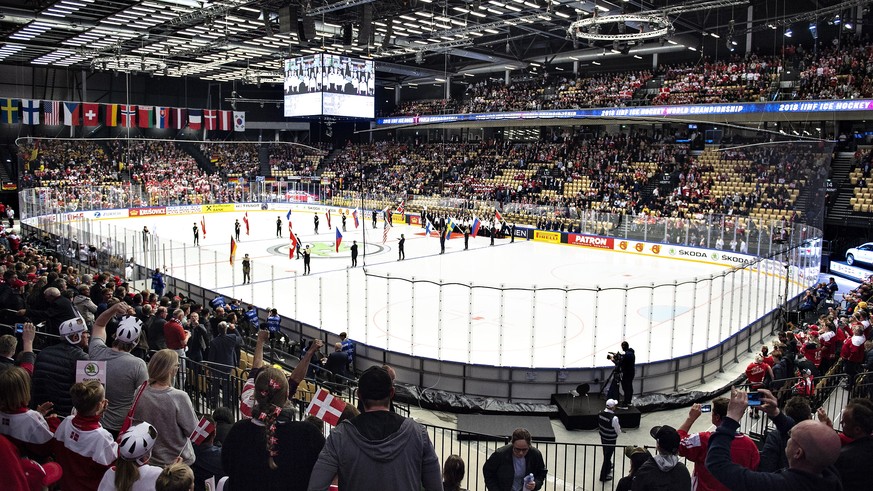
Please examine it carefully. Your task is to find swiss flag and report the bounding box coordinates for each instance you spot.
[204,109,217,130]
[189,416,216,445]
[218,110,232,131]
[305,388,347,426]
[82,103,99,126]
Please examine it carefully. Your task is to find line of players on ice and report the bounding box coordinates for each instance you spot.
[190,208,516,280]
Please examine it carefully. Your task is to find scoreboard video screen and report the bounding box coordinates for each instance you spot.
[283,54,374,119]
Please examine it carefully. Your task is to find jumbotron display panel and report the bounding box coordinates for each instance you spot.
[283,54,374,119]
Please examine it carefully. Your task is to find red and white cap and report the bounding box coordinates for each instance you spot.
[20,459,62,491]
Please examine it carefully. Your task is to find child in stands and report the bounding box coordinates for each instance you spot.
[53,381,118,491]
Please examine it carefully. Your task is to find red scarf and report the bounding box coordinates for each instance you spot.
[72,413,102,431]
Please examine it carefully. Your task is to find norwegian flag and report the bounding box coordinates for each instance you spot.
[243,212,249,235]
[120,105,136,127]
[189,416,216,445]
[305,388,347,426]
[395,199,405,215]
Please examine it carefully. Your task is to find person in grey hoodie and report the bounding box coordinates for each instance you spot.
[307,366,442,491]
[631,425,691,491]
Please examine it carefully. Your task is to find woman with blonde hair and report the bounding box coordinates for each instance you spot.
[0,365,57,457]
[131,349,198,466]
[222,366,325,490]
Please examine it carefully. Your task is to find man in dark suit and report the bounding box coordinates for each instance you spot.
[324,343,349,381]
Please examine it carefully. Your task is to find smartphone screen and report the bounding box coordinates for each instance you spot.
[700,404,712,413]
[747,392,762,407]
[15,323,23,334]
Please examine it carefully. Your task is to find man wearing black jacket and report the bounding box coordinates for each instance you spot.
[706,388,842,491]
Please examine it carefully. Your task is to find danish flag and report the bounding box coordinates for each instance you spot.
[305,388,347,426]
[189,416,215,445]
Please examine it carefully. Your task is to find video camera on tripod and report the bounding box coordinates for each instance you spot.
[606,351,623,365]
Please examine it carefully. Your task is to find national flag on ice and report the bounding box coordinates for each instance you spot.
[352,209,359,229]
[471,216,481,237]
[21,99,39,125]
[200,216,206,237]
[335,227,342,253]
[63,102,80,126]
[395,199,405,215]
[188,108,202,130]
[233,111,245,132]
[82,103,99,126]
[230,236,237,266]
[285,208,292,221]
[424,218,433,238]
[382,223,390,244]
[243,212,249,235]
[289,230,299,259]
[325,211,331,229]
[495,210,503,223]
[444,218,455,240]
[189,416,216,445]
[305,388,347,426]
[43,101,60,125]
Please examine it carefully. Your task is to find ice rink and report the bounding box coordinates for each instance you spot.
[80,210,784,369]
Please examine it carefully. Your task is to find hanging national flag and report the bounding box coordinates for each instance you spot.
[200,216,206,237]
[495,210,503,223]
[325,211,331,229]
[138,106,154,128]
[285,208,292,221]
[471,216,481,237]
[120,105,136,127]
[188,108,202,130]
[444,218,455,240]
[243,212,250,235]
[63,102,80,126]
[230,236,237,266]
[289,230,299,259]
[233,111,245,132]
[425,218,433,238]
[335,227,343,253]
[0,99,19,124]
[43,101,60,125]
[352,209,359,229]
[204,109,217,130]
[154,106,169,129]
[305,388,347,426]
[218,110,232,131]
[189,416,216,445]
[82,103,99,126]
[171,107,186,129]
[21,99,39,125]
[105,104,119,127]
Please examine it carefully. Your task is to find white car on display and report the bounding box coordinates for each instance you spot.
[845,242,873,266]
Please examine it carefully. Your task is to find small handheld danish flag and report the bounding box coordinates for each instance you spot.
[189,416,216,445]
[305,388,347,426]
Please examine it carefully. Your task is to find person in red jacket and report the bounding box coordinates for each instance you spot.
[745,356,772,418]
[678,398,760,491]
[818,322,837,374]
[840,325,866,392]
[52,381,117,491]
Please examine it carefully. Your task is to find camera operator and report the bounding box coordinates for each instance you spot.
[609,342,635,408]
